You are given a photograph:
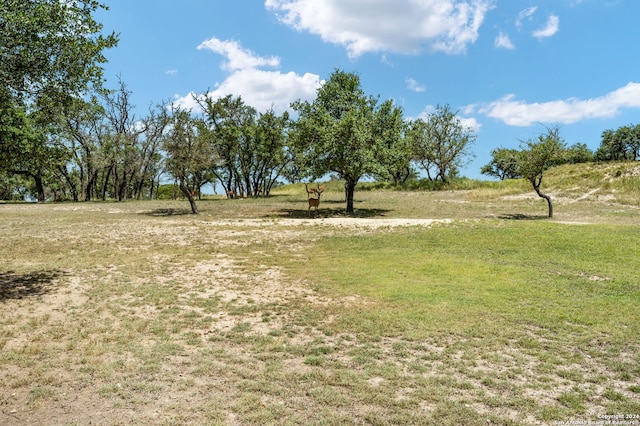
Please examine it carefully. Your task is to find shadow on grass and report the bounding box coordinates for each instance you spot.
[144,208,195,216]
[0,270,66,302]
[274,207,392,219]
[498,213,550,220]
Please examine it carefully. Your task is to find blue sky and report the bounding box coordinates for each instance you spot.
[97,0,640,179]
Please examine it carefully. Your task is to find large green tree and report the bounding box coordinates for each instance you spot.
[291,69,397,214]
[516,125,566,218]
[1,0,118,102]
[0,0,117,200]
[197,94,256,198]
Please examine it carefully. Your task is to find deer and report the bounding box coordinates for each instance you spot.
[308,195,320,217]
[307,184,326,217]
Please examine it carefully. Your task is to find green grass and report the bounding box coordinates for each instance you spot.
[275,219,639,423]
[304,221,639,338]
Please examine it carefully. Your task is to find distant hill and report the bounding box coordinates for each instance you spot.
[271,162,640,207]
[544,161,640,206]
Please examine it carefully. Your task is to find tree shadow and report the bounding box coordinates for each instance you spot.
[497,213,550,221]
[273,207,392,219]
[143,208,194,216]
[0,270,65,302]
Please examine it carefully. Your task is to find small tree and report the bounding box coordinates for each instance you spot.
[372,100,413,185]
[163,107,212,214]
[516,125,566,218]
[564,142,594,164]
[252,109,291,196]
[481,147,521,180]
[409,104,476,183]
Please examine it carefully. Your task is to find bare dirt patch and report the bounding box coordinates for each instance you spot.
[0,213,454,425]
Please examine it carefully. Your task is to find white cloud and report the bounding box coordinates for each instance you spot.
[476,82,640,126]
[494,31,515,49]
[165,69,178,76]
[459,116,482,132]
[532,14,559,39]
[515,6,537,30]
[197,38,280,71]
[406,77,426,92]
[174,38,322,114]
[265,0,495,57]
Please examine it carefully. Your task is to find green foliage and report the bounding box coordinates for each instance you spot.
[0,92,41,172]
[0,0,118,102]
[156,184,183,200]
[481,147,521,180]
[482,141,593,183]
[564,142,594,164]
[163,107,213,213]
[291,69,404,214]
[0,172,31,200]
[0,0,118,201]
[515,125,566,217]
[517,126,566,182]
[197,94,290,197]
[372,100,414,185]
[408,104,476,183]
[596,124,640,161]
[253,108,291,195]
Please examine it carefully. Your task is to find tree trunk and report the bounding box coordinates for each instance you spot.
[543,193,553,218]
[533,185,553,218]
[58,166,79,202]
[149,178,155,200]
[86,170,98,201]
[180,181,198,214]
[101,165,112,201]
[34,173,45,203]
[345,177,358,215]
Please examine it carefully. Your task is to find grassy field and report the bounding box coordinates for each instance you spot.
[1,162,639,425]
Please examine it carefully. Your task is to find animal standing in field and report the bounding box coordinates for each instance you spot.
[307,184,325,217]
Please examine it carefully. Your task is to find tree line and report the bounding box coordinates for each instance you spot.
[481,125,640,182]
[2,60,479,215]
[1,1,638,216]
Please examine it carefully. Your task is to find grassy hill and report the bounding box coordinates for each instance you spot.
[543,161,640,206]
[275,161,640,202]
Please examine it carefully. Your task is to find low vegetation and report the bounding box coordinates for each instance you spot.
[1,162,639,425]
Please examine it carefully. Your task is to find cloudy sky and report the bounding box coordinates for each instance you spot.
[97,0,640,178]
